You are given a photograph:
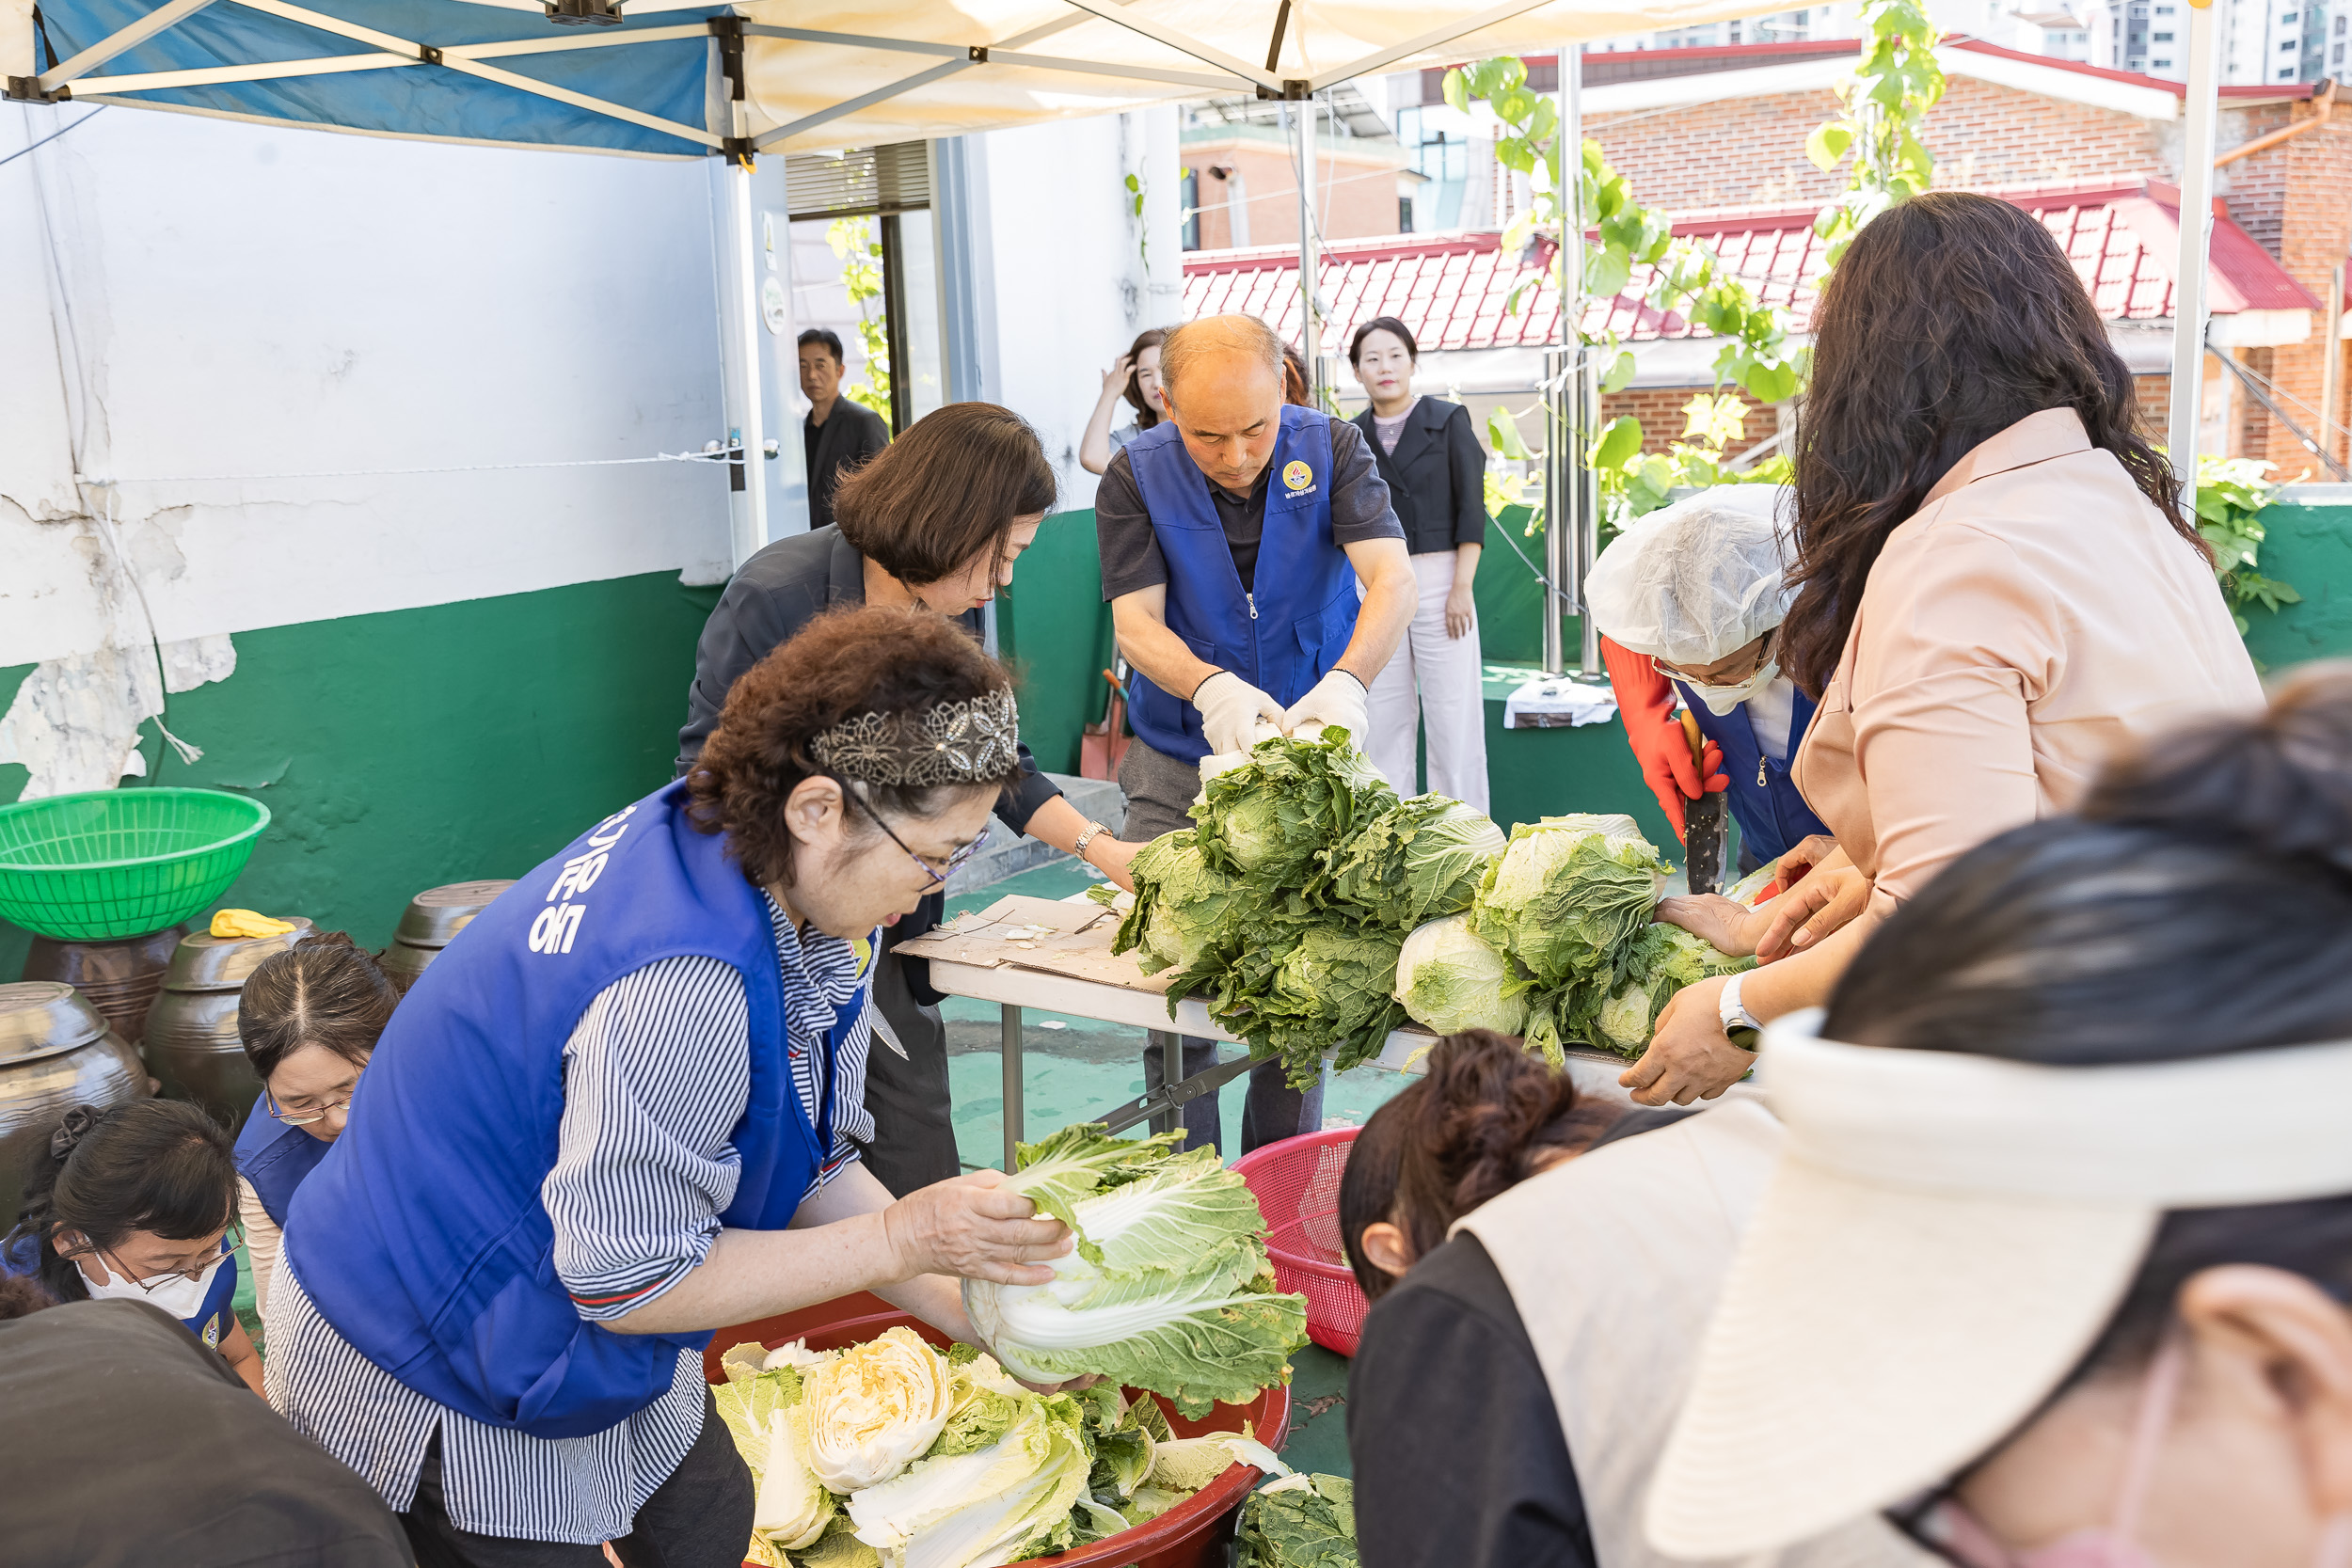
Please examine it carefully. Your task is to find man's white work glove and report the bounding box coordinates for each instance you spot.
[1282,670,1369,741]
[1192,670,1287,757]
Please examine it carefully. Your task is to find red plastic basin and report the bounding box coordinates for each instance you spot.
[709,1292,1292,1568]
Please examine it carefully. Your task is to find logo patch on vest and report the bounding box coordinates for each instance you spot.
[530,803,635,957]
[1281,459,1315,495]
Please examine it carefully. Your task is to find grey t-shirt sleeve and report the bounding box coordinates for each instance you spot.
[1094,450,1168,602]
[1327,417,1406,546]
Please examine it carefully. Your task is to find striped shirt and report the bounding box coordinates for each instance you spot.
[265,894,875,1544]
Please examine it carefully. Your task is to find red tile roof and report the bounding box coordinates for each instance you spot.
[1181,182,2319,351]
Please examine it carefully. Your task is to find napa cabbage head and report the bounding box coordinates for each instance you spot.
[964,1126,1308,1419]
[798,1325,956,1493]
[1471,814,1671,990]
[1392,914,1529,1037]
[1248,926,1408,1086]
[1326,795,1506,930]
[1111,831,1263,977]
[1190,727,1396,883]
[1590,923,1756,1057]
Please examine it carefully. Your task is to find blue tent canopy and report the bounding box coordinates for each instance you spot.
[17,0,735,157]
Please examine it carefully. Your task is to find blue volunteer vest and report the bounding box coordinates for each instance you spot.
[1124,405,1360,763]
[233,1097,329,1227]
[287,780,856,1439]
[1677,682,1830,864]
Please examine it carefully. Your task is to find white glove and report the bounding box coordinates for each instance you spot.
[1192,671,1287,756]
[1281,670,1369,742]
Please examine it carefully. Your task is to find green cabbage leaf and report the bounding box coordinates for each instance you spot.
[1588,923,1757,1058]
[1471,813,1671,992]
[1324,795,1506,931]
[1237,1474,1359,1568]
[1190,727,1397,886]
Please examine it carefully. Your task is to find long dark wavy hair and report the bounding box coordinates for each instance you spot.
[1780,191,2203,697]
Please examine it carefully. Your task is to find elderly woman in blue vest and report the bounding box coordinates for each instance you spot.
[265,607,1074,1568]
[1094,312,1418,1155]
[229,932,396,1320]
[1586,485,1830,877]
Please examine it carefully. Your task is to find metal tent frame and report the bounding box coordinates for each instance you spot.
[10,0,2233,623]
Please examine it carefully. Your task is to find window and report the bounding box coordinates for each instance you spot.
[2281,64,2297,73]
[2338,13,2347,31]
[2337,39,2347,59]
[2281,38,2299,49]
[2153,54,2172,62]
[1398,197,1414,233]
[2130,29,2145,39]
[2153,29,2173,39]
[2154,6,2174,12]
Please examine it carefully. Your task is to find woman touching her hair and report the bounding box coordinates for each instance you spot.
[1635,190,2261,1107]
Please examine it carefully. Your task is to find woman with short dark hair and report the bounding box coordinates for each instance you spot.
[1634,190,2261,1107]
[1650,664,2352,1568]
[1346,315,1491,806]
[230,932,397,1318]
[677,403,1141,1196]
[271,607,1075,1566]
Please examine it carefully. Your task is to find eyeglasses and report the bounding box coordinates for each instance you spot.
[266,1085,356,1126]
[94,1225,242,1290]
[829,772,990,889]
[1653,628,1774,689]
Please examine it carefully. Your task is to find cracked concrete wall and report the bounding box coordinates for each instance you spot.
[0,101,736,677]
[0,635,236,799]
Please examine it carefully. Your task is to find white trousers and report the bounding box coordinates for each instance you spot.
[1366,549,1489,811]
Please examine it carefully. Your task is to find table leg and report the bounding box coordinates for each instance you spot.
[1000,1003,1025,1173]
[1154,1031,1184,1138]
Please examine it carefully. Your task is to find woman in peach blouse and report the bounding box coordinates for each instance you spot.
[1631,190,2263,1105]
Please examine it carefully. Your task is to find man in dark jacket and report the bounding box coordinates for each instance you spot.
[799,327,890,529]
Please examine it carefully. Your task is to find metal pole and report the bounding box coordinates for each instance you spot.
[1293,99,1321,401]
[1543,43,1584,675]
[2166,0,2222,496]
[727,157,771,568]
[2324,262,2346,472]
[1000,1004,1025,1172]
[1579,349,1602,673]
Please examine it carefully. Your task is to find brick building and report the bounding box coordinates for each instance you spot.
[1182,39,2351,475]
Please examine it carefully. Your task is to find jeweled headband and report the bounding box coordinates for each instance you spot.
[809,686,1021,787]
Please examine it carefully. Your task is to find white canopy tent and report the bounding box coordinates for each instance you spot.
[8,0,2233,660]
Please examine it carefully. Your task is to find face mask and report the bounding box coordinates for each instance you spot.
[1683,657,1781,718]
[1915,1338,2352,1568]
[80,1248,225,1321]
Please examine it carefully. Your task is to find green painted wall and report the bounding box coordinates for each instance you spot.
[2243,501,2352,672]
[3,571,720,980]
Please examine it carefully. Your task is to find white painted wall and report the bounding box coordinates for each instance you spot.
[971,106,1183,510]
[2,101,734,674]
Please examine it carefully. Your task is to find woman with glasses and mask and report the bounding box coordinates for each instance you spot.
[677,402,1140,1198]
[229,932,397,1319]
[1648,664,2352,1568]
[1588,484,1830,878]
[3,1098,264,1394]
[267,607,1074,1568]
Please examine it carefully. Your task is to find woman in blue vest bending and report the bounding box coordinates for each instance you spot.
[1587,486,1831,875]
[3,1099,263,1393]
[230,932,396,1320]
[266,607,1073,1568]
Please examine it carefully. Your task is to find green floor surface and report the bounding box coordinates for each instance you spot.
[943,861,1376,1478]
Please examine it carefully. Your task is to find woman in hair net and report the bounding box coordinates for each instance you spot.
[1586,485,1829,874]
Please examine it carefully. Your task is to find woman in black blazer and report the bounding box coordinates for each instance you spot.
[1349,316,1492,808]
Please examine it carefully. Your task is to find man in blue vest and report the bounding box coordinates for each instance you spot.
[1094,313,1417,1154]
[1586,484,1831,876]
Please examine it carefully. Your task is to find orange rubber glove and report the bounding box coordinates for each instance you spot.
[1598,634,1728,844]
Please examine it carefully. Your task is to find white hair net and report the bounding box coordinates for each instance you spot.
[1585,485,1796,669]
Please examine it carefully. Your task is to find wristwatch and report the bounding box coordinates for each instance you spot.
[1718,973,1762,1052]
[1072,821,1111,862]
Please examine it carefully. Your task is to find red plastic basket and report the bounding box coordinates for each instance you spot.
[709,1293,1290,1568]
[1232,1127,1368,1356]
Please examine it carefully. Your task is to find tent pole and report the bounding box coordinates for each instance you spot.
[727,156,770,568]
[1293,99,1320,402]
[2166,0,2221,496]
